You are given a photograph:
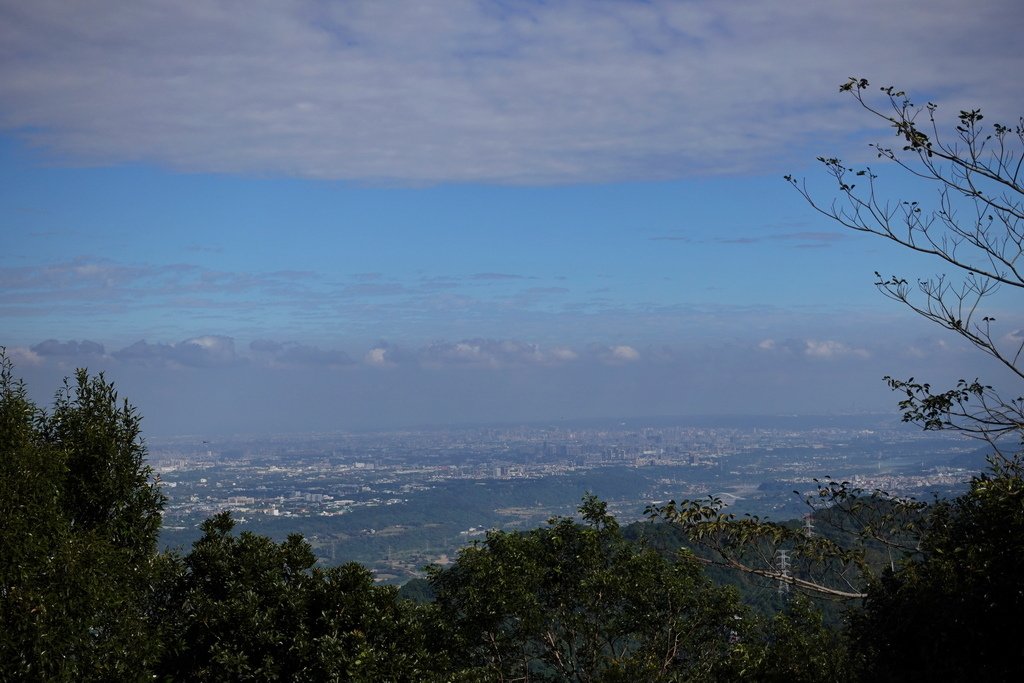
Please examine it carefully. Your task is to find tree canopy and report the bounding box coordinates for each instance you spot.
[1,352,167,679]
[430,495,748,682]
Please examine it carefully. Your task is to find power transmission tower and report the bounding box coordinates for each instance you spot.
[776,548,791,596]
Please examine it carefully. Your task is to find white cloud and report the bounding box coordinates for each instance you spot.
[1001,329,1024,347]
[610,345,640,362]
[756,337,873,360]
[1,1,1019,184]
[905,345,927,359]
[549,346,578,362]
[364,347,393,367]
[415,338,585,368]
[186,335,232,352]
[588,344,641,364]
[804,339,869,359]
[5,346,43,366]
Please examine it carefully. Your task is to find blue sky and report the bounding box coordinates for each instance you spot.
[3,1,1022,434]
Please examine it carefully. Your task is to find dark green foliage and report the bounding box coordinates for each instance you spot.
[45,369,165,560]
[0,352,166,680]
[158,511,443,681]
[429,494,747,682]
[735,596,848,683]
[848,459,1024,681]
[398,577,436,604]
[623,520,827,620]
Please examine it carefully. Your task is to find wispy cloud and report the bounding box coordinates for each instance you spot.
[184,243,223,254]
[469,273,528,281]
[649,235,695,243]
[718,232,847,248]
[651,231,846,248]
[340,283,408,297]
[0,257,323,320]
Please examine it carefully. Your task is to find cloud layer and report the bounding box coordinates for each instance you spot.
[8,329,1016,435]
[2,1,1020,183]
[7,333,887,372]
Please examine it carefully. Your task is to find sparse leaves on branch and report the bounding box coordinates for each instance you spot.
[786,77,1023,458]
[645,482,929,601]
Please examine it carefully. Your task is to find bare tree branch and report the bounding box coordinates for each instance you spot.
[785,78,1023,452]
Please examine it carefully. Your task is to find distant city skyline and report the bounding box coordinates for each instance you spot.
[3,1,1022,434]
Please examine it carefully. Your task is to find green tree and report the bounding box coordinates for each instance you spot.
[846,460,1024,681]
[0,351,167,680]
[46,368,166,561]
[158,512,443,681]
[733,595,847,683]
[430,495,747,682]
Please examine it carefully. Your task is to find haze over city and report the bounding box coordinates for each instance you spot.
[3,0,1023,435]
